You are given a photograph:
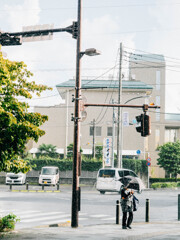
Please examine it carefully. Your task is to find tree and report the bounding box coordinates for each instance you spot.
[95,145,103,159]
[66,143,82,159]
[38,144,58,158]
[0,50,51,173]
[157,141,180,179]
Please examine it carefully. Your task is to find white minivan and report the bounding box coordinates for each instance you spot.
[39,166,59,185]
[96,168,145,194]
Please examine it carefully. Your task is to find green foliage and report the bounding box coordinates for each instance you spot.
[122,159,148,175]
[25,157,147,174]
[37,143,59,158]
[95,145,103,159]
[0,214,20,232]
[151,182,177,189]
[0,50,51,172]
[150,178,180,184]
[66,143,74,159]
[157,141,180,179]
[66,143,83,159]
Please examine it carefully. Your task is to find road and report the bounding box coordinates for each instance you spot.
[0,184,179,229]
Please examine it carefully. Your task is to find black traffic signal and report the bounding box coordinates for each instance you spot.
[144,114,151,136]
[72,21,78,39]
[136,114,144,134]
[136,114,151,137]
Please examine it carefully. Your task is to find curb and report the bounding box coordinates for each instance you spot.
[11,190,60,193]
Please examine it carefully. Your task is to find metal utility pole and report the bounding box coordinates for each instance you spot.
[112,100,115,168]
[117,43,123,168]
[71,0,81,228]
[91,119,96,159]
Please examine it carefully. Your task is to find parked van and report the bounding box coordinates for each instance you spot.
[6,172,26,185]
[39,166,59,185]
[96,168,145,194]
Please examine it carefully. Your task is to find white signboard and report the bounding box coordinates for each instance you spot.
[103,138,112,166]
[22,24,54,42]
[123,112,129,126]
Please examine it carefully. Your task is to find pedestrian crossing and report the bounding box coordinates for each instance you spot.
[0,209,119,227]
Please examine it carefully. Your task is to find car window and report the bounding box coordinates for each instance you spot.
[98,169,115,178]
[129,171,138,177]
[118,171,124,177]
[124,170,130,176]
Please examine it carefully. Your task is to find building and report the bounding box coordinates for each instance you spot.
[29,54,180,178]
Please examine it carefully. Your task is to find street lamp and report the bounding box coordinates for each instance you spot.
[71,0,100,228]
[119,95,151,167]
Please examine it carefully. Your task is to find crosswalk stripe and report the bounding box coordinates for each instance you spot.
[20,212,63,219]
[89,214,109,218]
[22,214,71,223]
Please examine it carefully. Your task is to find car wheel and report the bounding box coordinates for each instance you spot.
[100,191,105,194]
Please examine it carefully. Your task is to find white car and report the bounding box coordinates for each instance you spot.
[39,166,59,186]
[6,172,26,185]
[96,168,145,194]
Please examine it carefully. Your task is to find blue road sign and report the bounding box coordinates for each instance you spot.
[146,162,151,167]
[136,150,141,155]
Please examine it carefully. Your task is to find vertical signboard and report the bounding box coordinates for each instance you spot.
[103,138,112,167]
[123,112,129,126]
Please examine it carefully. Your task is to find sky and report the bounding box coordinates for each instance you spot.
[0,0,180,114]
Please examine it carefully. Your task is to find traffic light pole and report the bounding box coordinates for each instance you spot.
[84,103,160,109]
[71,0,82,228]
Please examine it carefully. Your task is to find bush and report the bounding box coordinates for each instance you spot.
[151,182,178,189]
[24,157,147,174]
[150,178,180,184]
[0,214,20,232]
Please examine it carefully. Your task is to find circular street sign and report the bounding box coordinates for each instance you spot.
[146,157,151,162]
[146,162,151,167]
[136,150,141,155]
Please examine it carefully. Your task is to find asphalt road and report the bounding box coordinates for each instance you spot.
[0,184,179,229]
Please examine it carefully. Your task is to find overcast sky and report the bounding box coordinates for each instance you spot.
[1,0,180,114]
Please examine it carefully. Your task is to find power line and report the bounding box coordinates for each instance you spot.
[1,2,180,12]
[124,46,180,62]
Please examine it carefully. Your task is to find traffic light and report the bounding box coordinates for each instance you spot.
[72,21,78,39]
[144,114,151,136]
[136,114,144,134]
[136,114,151,137]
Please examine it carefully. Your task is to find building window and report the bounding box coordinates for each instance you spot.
[90,126,102,137]
[156,96,160,106]
[107,127,117,136]
[156,96,160,121]
[156,70,161,90]
[155,128,160,149]
[165,128,178,143]
[156,109,160,121]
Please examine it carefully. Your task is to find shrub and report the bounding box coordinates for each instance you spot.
[24,157,147,175]
[151,182,178,189]
[0,214,20,232]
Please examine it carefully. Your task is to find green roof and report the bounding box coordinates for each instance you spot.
[56,79,153,90]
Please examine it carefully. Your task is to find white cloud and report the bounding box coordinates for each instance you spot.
[4,0,40,31]
[147,1,180,113]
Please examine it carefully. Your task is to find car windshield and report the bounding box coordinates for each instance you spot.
[42,168,56,175]
[98,169,115,178]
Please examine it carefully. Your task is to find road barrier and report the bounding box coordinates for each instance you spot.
[145,199,150,222]
[8,183,60,193]
[26,181,29,190]
[178,194,180,221]
[116,200,120,224]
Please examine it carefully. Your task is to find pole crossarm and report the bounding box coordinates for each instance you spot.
[84,103,160,109]
[0,22,78,46]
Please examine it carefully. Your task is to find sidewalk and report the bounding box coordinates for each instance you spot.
[1,221,180,240]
